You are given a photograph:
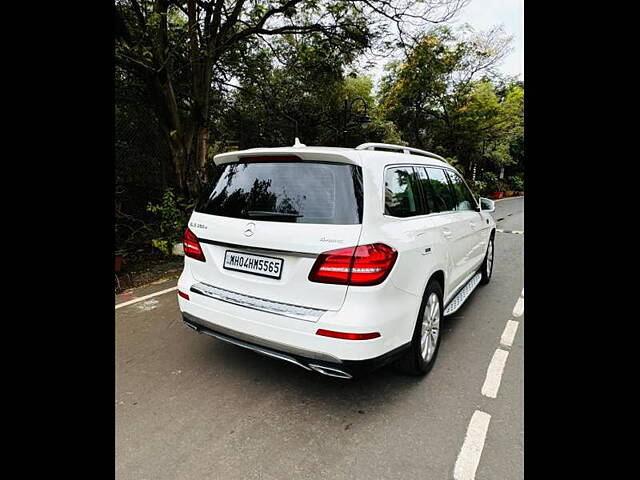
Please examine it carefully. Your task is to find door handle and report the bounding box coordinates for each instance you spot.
[470,222,477,229]
[442,227,452,239]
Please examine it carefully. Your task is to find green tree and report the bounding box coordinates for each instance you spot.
[379,25,522,178]
[227,32,362,147]
[115,0,471,200]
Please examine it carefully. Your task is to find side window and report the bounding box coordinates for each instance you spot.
[424,167,456,212]
[384,167,421,217]
[415,167,435,213]
[446,170,477,211]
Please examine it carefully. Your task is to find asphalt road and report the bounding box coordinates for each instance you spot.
[116,196,524,480]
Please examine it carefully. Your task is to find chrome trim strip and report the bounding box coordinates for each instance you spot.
[182,311,342,364]
[197,238,318,258]
[190,282,326,322]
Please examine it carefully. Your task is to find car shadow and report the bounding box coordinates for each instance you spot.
[182,286,487,415]
[198,336,426,411]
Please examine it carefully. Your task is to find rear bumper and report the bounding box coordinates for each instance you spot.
[178,262,421,374]
[182,311,410,378]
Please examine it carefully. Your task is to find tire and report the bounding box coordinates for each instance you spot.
[479,234,495,285]
[395,280,443,376]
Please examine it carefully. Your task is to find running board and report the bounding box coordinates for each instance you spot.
[444,273,482,316]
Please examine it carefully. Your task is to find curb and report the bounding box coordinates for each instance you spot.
[494,195,524,203]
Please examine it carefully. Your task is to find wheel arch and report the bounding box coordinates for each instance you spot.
[425,269,446,300]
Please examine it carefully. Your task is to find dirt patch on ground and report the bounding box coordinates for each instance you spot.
[115,255,183,293]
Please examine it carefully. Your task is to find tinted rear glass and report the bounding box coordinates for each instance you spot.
[384,167,422,217]
[196,161,363,224]
[446,170,478,211]
[424,167,456,212]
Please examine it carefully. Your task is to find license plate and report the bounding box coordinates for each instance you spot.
[223,250,284,279]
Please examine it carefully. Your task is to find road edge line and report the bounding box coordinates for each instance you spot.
[115,286,179,310]
[493,195,524,203]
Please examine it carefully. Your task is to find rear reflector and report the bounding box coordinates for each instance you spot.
[183,227,206,262]
[316,329,381,340]
[308,243,397,286]
[178,291,190,300]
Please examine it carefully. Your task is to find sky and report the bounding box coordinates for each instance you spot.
[368,0,524,87]
[453,0,523,79]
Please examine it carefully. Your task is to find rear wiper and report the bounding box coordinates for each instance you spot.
[246,210,304,218]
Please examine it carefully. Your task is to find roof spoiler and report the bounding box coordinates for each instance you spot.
[355,143,447,163]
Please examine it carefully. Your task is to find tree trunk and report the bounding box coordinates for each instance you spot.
[167,136,188,195]
[197,127,209,171]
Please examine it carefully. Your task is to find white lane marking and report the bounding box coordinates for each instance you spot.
[500,320,519,347]
[115,286,178,310]
[512,292,524,317]
[454,410,492,480]
[481,348,509,399]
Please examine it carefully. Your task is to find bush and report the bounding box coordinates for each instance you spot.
[480,171,513,195]
[496,178,509,192]
[507,175,524,191]
[480,172,497,195]
[468,180,486,198]
[146,189,194,256]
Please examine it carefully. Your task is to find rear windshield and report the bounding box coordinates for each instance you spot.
[195,161,363,224]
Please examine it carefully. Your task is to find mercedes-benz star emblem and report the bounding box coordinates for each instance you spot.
[243,222,256,237]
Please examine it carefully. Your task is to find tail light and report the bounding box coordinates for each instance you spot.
[316,329,381,340]
[183,227,206,262]
[308,243,397,286]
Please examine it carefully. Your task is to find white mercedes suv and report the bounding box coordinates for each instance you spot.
[177,141,496,379]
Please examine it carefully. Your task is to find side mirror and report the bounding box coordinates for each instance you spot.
[479,197,495,213]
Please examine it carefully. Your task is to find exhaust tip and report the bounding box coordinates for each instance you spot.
[184,321,199,331]
[308,364,352,379]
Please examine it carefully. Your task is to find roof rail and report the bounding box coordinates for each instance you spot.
[355,143,447,162]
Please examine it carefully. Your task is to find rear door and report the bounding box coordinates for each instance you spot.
[422,166,470,294]
[445,169,486,274]
[186,160,363,312]
[381,165,435,295]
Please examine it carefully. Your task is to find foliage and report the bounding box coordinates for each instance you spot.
[470,180,486,197]
[115,0,470,200]
[479,171,509,195]
[146,189,194,256]
[446,157,465,176]
[228,33,365,147]
[507,174,524,191]
[114,1,524,256]
[378,26,522,180]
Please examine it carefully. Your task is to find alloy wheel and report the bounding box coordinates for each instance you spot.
[421,293,441,362]
[486,240,494,277]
